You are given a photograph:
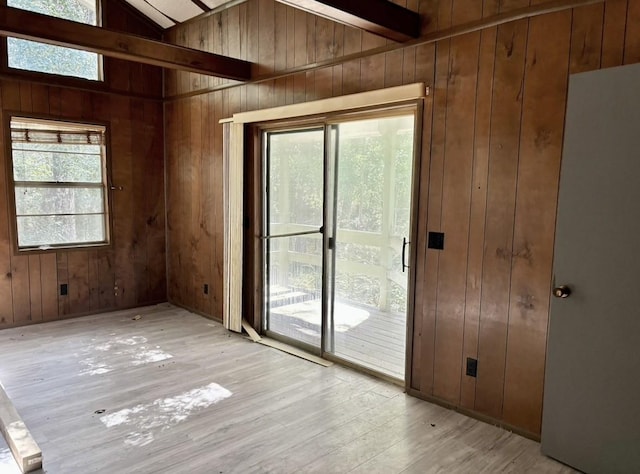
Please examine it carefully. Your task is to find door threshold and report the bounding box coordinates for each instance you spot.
[242,320,332,367]
[322,353,405,387]
[242,321,403,386]
[256,337,333,367]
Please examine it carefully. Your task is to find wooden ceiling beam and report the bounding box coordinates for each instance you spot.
[190,0,212,12]
[0,6,252,80]
[275,0,420,42]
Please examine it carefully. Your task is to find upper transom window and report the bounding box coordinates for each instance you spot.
[7,0,102,81]
[9,116,110,251]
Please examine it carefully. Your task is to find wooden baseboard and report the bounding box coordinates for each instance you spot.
[406,388,541,442]
[0,300,168,331]
[0,382,42,473]
[167,300,223,324]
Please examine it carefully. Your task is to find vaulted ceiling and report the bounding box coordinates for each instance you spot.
[0,0,420,81]
[123,0,250,28]
[122,0,421,42]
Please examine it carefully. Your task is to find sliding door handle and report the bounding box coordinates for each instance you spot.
[402,237,410,273]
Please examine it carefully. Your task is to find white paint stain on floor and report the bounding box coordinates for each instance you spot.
[100,383,233,447]
[76,335,173,376]
[124,431,154,447]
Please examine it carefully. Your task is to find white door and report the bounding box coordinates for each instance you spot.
[541,63,640,473]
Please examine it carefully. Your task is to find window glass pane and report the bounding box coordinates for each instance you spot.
[7,0,99,80]
[15,186,103,216]
[334,116,415,234]
[8,0,97,25]
[12,144,102,183]
[17,215,106,248]
[8,39,100,81]
[268,130,324,231]
[335,243,380,265]
[10,116,109,250]
[335,121,385,233]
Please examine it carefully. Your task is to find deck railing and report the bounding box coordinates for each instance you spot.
[268,223,407,313]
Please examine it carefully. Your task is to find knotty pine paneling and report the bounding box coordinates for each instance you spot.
[0,80,165,327]
[475,18,528,420]
[163,0,640,436]
[101,0,164,97]
[0,3,165,329]
[503,10,572,433]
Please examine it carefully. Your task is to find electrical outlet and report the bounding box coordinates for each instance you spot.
[466,357,478,378]
[204,284,209,295]
[60,283,68,296]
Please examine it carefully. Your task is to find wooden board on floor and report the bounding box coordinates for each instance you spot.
[0,383,42,473]
[257,338,333,367]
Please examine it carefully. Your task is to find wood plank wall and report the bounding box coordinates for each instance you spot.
[163,0,640,436]
[101,0,164,97]
[0,0,166,329]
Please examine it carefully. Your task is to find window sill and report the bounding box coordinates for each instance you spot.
[15,242,112,255]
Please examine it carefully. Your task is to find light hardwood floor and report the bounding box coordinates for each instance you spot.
[0,304,576,473]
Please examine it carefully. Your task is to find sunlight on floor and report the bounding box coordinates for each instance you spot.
[273,299,371,332]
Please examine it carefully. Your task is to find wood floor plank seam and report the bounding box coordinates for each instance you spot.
[0,305,576,473]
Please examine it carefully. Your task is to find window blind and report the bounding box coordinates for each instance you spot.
[10,119,104,145]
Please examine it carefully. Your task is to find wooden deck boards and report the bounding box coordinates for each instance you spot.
[269,299,406,378]
[0,305,576,473]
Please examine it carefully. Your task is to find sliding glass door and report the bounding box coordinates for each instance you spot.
[263,128,325,351]
[327,115,415,379]
[263,111,416,380]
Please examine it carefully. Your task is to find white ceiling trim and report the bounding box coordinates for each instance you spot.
[124,0,244,29]
[202,0,233,8]
[147,0,204,23]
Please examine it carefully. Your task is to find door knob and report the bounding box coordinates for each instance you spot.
[553,285,571,298]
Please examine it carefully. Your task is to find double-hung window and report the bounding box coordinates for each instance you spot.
[7,0,102,81]
[9,116,110,251]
